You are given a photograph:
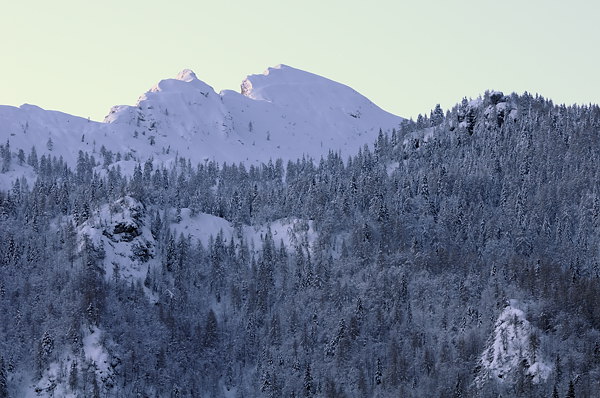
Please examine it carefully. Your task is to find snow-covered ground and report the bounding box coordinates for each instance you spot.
[22,327,115,398]
[171,207,316,252]
[0,161,36,191]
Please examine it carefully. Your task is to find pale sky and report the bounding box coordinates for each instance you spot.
[0,0,598,121]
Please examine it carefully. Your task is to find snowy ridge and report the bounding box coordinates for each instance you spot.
[0,104,109,166]
[0,65,403,176]
[476,300,551,386]
[105,64,403,166]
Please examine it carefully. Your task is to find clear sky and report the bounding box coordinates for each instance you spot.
[1,0,598,121]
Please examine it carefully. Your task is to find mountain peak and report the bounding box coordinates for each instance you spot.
[175,69,199,82]
[241,64,325,100]
[263,63,292,75]
[147,69,215,95]
[240,64,349,104]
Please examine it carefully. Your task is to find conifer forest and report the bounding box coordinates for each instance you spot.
[2,92,600,397]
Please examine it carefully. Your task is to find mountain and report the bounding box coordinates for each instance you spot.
[0,65,402,171]
[2,73,600,397]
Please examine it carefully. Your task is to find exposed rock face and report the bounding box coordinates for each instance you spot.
[102,196,144,243]
[79,196,156,282]
[105,219,142,242]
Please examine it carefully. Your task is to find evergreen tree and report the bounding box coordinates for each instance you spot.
[430,104,444,126]
[0,356,7,398]
[27,146,38,170]
[68,361,78,392]
[566,380,575,398]
[304,364,314,397]
[203,309,218,348]
[1,140,10,173]
[17,149,25,166]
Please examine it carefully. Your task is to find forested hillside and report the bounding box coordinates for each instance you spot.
[1,91,600,397]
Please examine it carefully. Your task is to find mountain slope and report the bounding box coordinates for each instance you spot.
[0,65,403,171]
[2,90,600,397]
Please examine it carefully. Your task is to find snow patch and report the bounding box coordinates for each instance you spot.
[170,208,316,252]
[0,161,36,191]
[83,327,113,378]
[386,161,400,176]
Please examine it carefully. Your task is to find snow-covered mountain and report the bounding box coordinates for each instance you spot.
[0,65,403,172]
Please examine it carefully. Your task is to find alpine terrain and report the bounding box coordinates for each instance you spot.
[1,66,600,397]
